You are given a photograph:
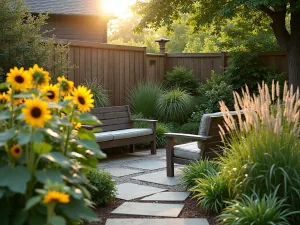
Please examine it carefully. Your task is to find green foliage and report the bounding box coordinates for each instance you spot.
[190,72,234,122]
[181,160,220,189]
[83,78,110,107]
[155,122,172,148]
[178,122,199,134]
[219,191,299,225]
[156,88,193,123]
[191,173,235,213]
[86,168,117,206]
[225,50,286,92]
[164,66,199,94]
[127,82,163,118]
[0,0,69,81]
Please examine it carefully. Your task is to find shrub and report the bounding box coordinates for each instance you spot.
[156,88,193,123]
[86,168,117,206]
[225,50,286,92]
[127,82,163,118]
[83,78,110,107]
[218,191,298,225]
[191,173,235,213]
[178,122,199,134]
[190,72,234,123]
[181,159,220,189]
[164,66,199,94]
[156,122,172,148]
[219,82,300,223]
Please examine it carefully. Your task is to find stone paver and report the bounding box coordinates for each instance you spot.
[141,192,190,201]
[104,167,143,177]
[116,183,166,200]
[132,169,182,186]
[111,202,184,217]
[106,218,209,225]
[125,160,166,170]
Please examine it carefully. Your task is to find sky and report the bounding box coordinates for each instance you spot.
[102,0,137,18]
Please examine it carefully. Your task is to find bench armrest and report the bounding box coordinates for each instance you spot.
[165,132,212,141]
[132,119,158,123]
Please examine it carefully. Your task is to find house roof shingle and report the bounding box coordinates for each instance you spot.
[24,0,109,16]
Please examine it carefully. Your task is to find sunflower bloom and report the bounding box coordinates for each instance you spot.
[28,64,50,88]
[57,76,74,96]
[42,84,59,102]
[72,86,94,112]
[43,191,70,204]
[73,121,82,129]
[10,145,23,158]
[0,93,10,104]
[6,67,32,91]
[22,98,52,127]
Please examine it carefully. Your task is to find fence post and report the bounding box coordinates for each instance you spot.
[221,51,226,74]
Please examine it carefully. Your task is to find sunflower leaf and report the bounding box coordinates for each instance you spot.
[78,128,95,141]
[79,113,101,125]
[49,216,66,225]
[17,131,31,145]
[36,169,62,183]
[0,82,9,90]
[34,142,52,154]
[25,196,42,211]
[0,110,11,121]
[0,129,16,142]
[41,152,71,168]
[76,139,106,158]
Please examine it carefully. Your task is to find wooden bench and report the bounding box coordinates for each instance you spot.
[165,112,240,177]
[89,105,157,154]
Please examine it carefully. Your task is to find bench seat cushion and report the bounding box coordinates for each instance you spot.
[174,142,201,160]
[95,128,153,142]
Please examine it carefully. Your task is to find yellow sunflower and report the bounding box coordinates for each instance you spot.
[0,93,10,104]
[10,145,23,158]
[72,86,94,112]
[6,67,32,91]
[28,64,50,88]
[7,88,25,106]
[22,98,52,127]
[43,191,70,204]
[73,121,82,129]
[57,76,74,96]
[42,84,59,102]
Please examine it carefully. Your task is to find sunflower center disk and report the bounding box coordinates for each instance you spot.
[31,107,42,118]
[15,75,24,83]
[47,91,55,99]
[78,96,86,105]
[14,148,20,154]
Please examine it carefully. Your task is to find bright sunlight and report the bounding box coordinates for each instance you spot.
[102,0,137,18]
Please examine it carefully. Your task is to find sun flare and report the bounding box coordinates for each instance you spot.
[102,0,136,17]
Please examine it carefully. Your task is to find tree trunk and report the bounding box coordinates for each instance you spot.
[287,45,300,89]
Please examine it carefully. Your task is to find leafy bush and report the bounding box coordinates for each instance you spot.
[86,168,117,206]
[191,173,235,213]
[178,122,199,134]
[0,65,104,224]
[156,88,193,123]
[190,72,234,123]
[225,50,286,92]
[181,160,220,189]
[127,82,163,118]
[219,82,300,223]
[83,78,110,107]
[219,191,298,225]
[164,66,199,94]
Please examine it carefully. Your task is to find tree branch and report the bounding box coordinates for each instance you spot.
[259,6,275,18]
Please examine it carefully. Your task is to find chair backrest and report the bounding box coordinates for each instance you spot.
[90,105,133,132]
[198,112,241,158]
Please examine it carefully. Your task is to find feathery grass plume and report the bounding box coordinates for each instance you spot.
[83,78,110,107]
[218,81,300,224]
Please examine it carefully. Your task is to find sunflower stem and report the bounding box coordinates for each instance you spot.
[46,202,56,225]
[10,88,15,127]
[63,106,75,156]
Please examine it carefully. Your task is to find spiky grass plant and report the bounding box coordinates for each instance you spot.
[156,88,193,123]
[127,82,163,118]
[83,78,110,107]
[181,160,220,189]
[219,81,300,223]
[218,189,299,225]
[191,173,236,213]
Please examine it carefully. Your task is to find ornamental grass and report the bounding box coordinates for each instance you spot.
[0,64,105,224]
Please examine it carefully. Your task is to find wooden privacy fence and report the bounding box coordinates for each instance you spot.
[50,39,288,105]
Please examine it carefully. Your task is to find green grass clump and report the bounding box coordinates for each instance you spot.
[83,78,110,107]
[86,168,117,206]
[218,190,299,225]
[181,160,220,189]
[127,82,163,118]
[156,88,193,123]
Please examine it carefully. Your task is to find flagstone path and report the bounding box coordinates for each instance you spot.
[98,149,210,225]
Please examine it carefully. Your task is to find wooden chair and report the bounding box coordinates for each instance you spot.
[165,112,239,177]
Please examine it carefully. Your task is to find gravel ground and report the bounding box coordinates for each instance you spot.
[88,148,218,225]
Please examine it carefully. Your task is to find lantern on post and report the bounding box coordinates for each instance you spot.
[155,38,170,54]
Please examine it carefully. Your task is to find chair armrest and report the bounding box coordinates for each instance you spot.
[132,119,158,123]
[165,132,212,141]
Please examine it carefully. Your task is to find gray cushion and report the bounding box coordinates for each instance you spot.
[174,142,201,160]
[94,128,153,142]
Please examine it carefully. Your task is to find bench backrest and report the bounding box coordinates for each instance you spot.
[90,105,133,132]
